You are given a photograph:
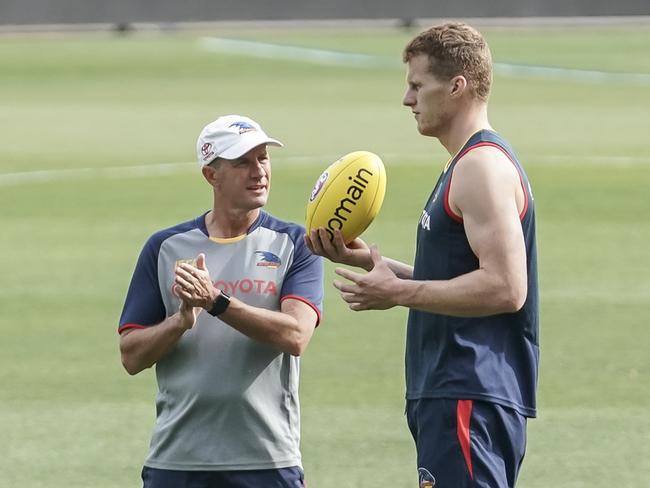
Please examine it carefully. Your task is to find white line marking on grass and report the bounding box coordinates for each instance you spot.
[199,37,394,68]
[0,162,195,186]
[199,37,650,85]
[1,154,649,187]
[493,63,650,85]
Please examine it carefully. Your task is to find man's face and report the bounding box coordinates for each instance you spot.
[211,144,271,211]
[402,54,453,138]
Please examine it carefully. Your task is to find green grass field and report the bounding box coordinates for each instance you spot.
[1,23,649,487]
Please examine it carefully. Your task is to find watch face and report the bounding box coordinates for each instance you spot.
[208,291,230,316]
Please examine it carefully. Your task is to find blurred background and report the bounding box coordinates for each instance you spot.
[1,0,650,25]
[1,2,649,488]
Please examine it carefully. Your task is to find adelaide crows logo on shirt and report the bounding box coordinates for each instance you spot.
[255,251,281,269]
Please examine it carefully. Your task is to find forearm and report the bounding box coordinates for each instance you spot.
[396,268,525,317]
[173,258,317,355]
[119,313,189,375]
[219,298,313,356]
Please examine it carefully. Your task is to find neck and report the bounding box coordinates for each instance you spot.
[205,207,261,238]
[438,101,492,156]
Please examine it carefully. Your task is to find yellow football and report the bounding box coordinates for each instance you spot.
[306,151,386,243]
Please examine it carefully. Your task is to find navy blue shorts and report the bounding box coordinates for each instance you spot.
[141,465,305,488]
[406,398,527,488]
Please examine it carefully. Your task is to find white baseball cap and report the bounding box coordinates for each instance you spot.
[196,114,283,166]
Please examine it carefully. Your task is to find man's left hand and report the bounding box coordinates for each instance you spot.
[333,245,399,311]
[175,253,219,309]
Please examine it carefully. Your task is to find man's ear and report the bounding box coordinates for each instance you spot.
[450,75,468,98]
[202,165,218,184]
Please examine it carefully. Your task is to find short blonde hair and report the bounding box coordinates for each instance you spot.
[403,22,493,101]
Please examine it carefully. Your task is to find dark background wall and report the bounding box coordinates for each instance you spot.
[1,0,649,26]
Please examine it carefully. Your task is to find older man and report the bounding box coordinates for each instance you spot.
[119,115,323,488]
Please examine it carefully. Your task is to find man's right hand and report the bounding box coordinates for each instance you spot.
[305,228,374,271]
[178,299,199,331]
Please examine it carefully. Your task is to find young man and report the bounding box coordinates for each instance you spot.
[119,115,323,488]
[306,23,539,488]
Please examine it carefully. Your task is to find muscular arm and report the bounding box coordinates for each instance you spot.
[335,147,528,317]
[397,147,527,315]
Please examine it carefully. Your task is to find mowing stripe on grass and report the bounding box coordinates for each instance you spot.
[200,37,650,85]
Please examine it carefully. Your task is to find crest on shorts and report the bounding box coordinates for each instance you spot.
[418,467,436,488]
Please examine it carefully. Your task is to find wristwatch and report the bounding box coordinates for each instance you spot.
[207,290,231,317]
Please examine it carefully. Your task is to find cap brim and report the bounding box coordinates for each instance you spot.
[218,133,284,160]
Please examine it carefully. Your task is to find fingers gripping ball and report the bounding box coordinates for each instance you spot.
[306,151,386,243]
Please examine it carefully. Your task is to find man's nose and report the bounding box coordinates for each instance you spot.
[252,162,266,177]
[402,91,414,106]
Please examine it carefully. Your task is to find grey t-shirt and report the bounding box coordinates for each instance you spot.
[119,211,324,470]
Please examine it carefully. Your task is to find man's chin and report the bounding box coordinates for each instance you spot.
[417,123,438,138]
[248,197,268,210]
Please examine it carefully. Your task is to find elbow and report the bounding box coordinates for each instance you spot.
[284,328,313,357]
[500,282,527,313]
[286,337,309,357]
[121,353,141,376]
[119,341,145,375]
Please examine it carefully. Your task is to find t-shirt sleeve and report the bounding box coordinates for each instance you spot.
[118,236,167,333]
[280,236,324,324]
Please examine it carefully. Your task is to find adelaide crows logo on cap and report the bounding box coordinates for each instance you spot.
[229,121,257,134]
[255,251,281,269]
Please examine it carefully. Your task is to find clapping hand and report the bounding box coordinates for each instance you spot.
[175,253,218,307]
